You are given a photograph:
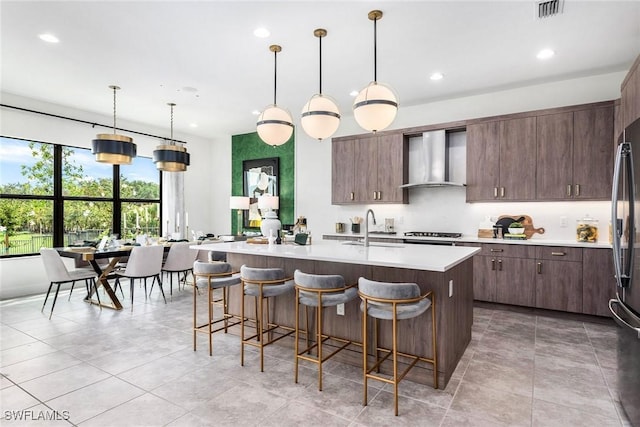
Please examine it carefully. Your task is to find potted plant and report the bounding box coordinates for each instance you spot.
[508,222,525,235]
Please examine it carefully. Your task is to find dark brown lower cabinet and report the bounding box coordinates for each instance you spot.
[469,243,613,317]
[582,248,616,316]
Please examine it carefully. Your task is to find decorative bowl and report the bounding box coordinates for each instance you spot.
[508,227,525,235]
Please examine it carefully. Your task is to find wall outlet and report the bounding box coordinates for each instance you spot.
[336,303,345,316]
[560,216,568,227]
[449,280,454,297]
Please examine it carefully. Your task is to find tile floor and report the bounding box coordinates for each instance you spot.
[0,282,632,426]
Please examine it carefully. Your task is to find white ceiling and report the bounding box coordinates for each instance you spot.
[1,1,639,142]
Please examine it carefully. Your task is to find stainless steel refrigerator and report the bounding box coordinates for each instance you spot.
[611,117,640,426]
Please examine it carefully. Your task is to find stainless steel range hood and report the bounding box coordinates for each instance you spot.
[400,130,466,188]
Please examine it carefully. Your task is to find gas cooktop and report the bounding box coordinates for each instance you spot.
[403,231,462,238]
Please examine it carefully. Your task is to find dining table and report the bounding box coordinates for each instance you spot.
[58,245,175,310]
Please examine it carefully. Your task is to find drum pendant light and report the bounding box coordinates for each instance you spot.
[153,103,190,172]
[353,10,398,133]
[257,45,293,147]
[301,29,341,140]
[92,85,137,164]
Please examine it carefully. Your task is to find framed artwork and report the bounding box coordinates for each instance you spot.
[243,157,279,228]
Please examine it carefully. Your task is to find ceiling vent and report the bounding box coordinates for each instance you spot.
[536,0,564,19]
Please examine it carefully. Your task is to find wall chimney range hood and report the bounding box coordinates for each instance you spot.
[400,130,467,188]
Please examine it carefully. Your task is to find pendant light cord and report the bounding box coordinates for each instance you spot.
[170,104,174,145]
[319,34,323,94]
[373,16,378,83]
[273,49,278,105]
[112,86,117,134]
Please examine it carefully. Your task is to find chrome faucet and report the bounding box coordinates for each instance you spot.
[364,209,377,247]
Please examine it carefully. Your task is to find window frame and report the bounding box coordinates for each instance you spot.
[0,136,162,258]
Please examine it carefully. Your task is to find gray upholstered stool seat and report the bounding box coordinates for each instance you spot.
[293,270,359,391]
[358,277,438,416]
[240,265,295,372]
[192,261,242,356]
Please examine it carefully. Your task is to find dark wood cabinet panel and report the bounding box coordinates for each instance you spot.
[495,257,536,307]
[376,133,407,203]
[331,133,407,205]
[583,248,616,317]
[573,105,614,199]
[621,55,640,131]
[331,138,356,204]
[499,117,537,200]
[353,135,377,202]
[535,259,583,313]
[466,122,500,201]
[536,112,574,199]
[472,256,496,302]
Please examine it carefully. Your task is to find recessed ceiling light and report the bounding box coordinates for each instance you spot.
[39,33,59,43]
[189,123,198,128]
[537,48,555,60]
[349,90,359,97]
[254,28,270,38]
[430,72,444,81]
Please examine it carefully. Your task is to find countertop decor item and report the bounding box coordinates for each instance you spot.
[153,103,190,172]
[576,215,598,243]
[301,28,340,140]
[353,10,398,133]
[256,45,293,146]
[496,214,545,239]
[91,85,137,165]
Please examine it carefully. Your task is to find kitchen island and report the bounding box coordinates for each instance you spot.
[195,240,479,388]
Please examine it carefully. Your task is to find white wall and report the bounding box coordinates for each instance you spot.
[0,70,626,299]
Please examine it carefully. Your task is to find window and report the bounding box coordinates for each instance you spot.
[0,136,161,257]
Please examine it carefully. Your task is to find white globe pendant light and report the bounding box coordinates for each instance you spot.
[353,10,398,133]
[257,45,293,147]
[301,28,341,140]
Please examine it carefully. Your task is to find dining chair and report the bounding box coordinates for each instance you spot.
[161,242,198,295]
[113,245,166,311]
[358,277,438,416]
[40,248,101,319]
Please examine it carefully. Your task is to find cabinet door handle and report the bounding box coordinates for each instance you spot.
[490,248,504,253]
[575,184,580,197]
[498,259,503,271]
[500,187,505,198]
[491,259,496,270]
[350,192,354,201]
[494,187,498,198]
[551,251,566,256]
[566,184,572,197]
[377,191,381,200]
[537,262,542,274]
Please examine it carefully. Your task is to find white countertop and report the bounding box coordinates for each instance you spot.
[322,233,612,249]
[195,240,480,273]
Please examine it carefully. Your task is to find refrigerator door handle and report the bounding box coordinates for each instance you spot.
[612,142,634,288]
[609,299,640,339]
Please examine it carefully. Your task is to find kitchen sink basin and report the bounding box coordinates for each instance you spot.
[341,241,404,248]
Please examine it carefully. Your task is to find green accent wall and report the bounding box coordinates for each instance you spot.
[231,131,294,234]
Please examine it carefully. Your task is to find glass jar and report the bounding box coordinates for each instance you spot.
[576,216,598,243]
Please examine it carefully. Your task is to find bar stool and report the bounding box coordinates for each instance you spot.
[192,260,242,356]
[240,265,295,372]
[293,269,359,391]
[358,277,438,416]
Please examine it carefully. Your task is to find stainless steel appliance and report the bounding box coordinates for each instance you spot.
[610,118,640,426]
[403,231,462,246]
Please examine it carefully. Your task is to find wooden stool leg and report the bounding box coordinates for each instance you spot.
[294,288,300,384]
[362,300,368,407]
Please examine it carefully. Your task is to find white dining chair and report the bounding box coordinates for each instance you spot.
[40,248,100,319]
[161,242,198,295]
[113,245,166,310]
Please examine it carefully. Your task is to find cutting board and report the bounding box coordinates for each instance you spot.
[497,214,545,239]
